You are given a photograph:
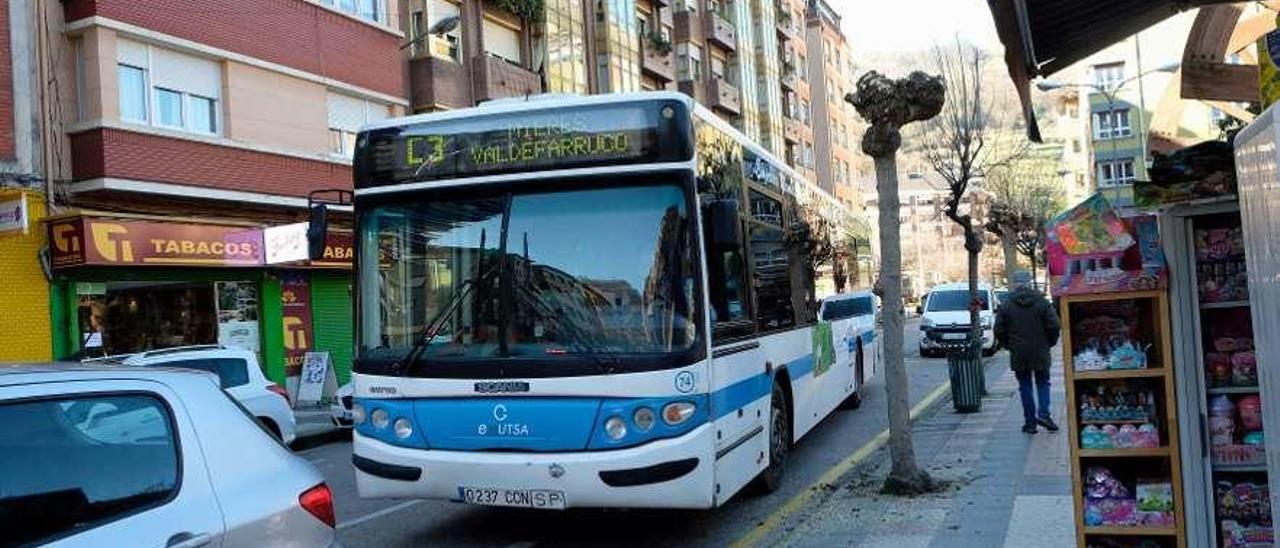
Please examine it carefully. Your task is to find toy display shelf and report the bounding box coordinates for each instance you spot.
[1061,290,1186,548]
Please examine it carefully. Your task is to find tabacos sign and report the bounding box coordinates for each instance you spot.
[50,217,265,268]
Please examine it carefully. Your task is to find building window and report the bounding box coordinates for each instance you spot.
[1098,159,1136,188]
[1093,109,1132,140]
[114,40,221,135]
[710,56,726,81]
[1072,139,1082,153]
[676,42,702,81]
[797,53,806,82]
[155,88,184,128]
[483,18,522,65]
[677,0,697,12]
[427,0,462,62]
[1093,62,1125,88]
[117,64,148,123]
[325,0,387,24]
[328,92,390,157]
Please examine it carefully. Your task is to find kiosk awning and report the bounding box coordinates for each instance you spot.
[986,0,1235,141]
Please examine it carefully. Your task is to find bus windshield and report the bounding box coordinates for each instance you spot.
[358,183,699,376]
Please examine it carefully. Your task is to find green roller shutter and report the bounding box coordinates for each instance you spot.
[311,272,354,386]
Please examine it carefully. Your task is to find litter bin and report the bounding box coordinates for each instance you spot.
[947,341,984,413]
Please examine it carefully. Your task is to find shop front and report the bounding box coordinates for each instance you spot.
[48,215,354,390]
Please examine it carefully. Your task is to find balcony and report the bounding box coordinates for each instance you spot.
[707,78,740,115]
[678,79,706,103]
[706,14,736,51]
[784,116,802,143]
[780,65,797,91]
[641,37,676,82]
[674,11,703,43]
[776,10,795,39]
[471,54,542,103]
[409,55,470,110]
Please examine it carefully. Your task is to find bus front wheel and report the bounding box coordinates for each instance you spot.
[841,343,864,410]
[753,381,790,494]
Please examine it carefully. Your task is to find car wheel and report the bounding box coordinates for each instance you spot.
[752,381,790,494]
[259,417,283,441]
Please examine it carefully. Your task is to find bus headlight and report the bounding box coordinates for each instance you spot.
[604,416,628,440]
[393,417,414,439]
[633,407,656,432]
[352,403,366,425]
[371,408,390,430]
[662,402,696,426]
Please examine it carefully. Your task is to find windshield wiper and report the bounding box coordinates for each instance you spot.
[396,263,498,376]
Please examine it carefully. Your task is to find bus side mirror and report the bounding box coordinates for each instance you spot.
[307,203,328,261]
[707,199,741,247]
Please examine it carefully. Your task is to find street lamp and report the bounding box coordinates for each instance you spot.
[1035,61,1181,209]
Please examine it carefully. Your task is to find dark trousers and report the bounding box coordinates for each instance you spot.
[1014,369,1051,426]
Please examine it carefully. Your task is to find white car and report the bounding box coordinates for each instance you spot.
[918,282,997,358]
[0,364,337,547]
[331,383,354,427]
[114,346,297,445]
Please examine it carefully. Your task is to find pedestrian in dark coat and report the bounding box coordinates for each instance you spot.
[994,270,1061,434]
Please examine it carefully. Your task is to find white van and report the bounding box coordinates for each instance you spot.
[819,291,880,408]
[918,282,997,358]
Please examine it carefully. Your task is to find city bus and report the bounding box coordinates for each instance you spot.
[347,92,875,509]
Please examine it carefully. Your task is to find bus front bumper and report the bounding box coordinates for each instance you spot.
[352,423,716,509]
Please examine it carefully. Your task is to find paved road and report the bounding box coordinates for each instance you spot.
[298,318,977,547]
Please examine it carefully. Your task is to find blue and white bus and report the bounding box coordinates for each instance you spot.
[348,92,876,510]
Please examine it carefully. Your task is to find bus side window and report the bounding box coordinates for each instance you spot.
[748,189,794,331]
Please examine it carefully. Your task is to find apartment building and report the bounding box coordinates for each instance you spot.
[0,0,53,361]
[1061,11,1221,208]
[777,0,815,183]
[805,0,858,208]
[32,0,409,386]
[404,0,828,168]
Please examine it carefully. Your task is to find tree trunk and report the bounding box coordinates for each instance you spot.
[1000,235,1018,284]
[873,155,934,493]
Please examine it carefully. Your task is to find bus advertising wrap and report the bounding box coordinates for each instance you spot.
[355,100,692,187]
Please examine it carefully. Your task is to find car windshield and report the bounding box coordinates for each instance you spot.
[357,183,698,375]
[927,290,989,312]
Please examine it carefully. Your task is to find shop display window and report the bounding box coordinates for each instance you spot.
[76,281,257,357]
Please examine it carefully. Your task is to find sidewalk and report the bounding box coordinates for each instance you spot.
[769,353,1073,548]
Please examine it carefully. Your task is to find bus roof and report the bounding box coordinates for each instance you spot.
[359,91,695,134]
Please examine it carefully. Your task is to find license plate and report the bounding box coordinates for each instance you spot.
[942,333,967,340]
[458,487,567,510]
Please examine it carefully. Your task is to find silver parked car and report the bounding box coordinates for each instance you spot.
[0,365,338,547]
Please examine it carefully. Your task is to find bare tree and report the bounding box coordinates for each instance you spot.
[847,70,945,495]
[985,150,1066,285]
[919,42,1026,348]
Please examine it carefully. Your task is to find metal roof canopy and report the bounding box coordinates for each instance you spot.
[987,0,1235,141]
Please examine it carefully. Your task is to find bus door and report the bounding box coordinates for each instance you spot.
[709,337,768,503]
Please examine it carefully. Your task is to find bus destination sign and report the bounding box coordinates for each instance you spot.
[356,100,690,187]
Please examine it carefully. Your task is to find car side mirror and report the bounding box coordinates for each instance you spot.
[707,199,741,247]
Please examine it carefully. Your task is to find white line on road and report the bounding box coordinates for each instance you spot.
[504,542,537,548]
[338,500,424,530]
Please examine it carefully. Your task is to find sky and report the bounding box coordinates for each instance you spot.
[835,0,1000,55]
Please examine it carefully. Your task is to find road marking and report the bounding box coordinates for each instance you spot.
[338,500,423,530]
[504,542,538,548]
[729,380,953,548]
